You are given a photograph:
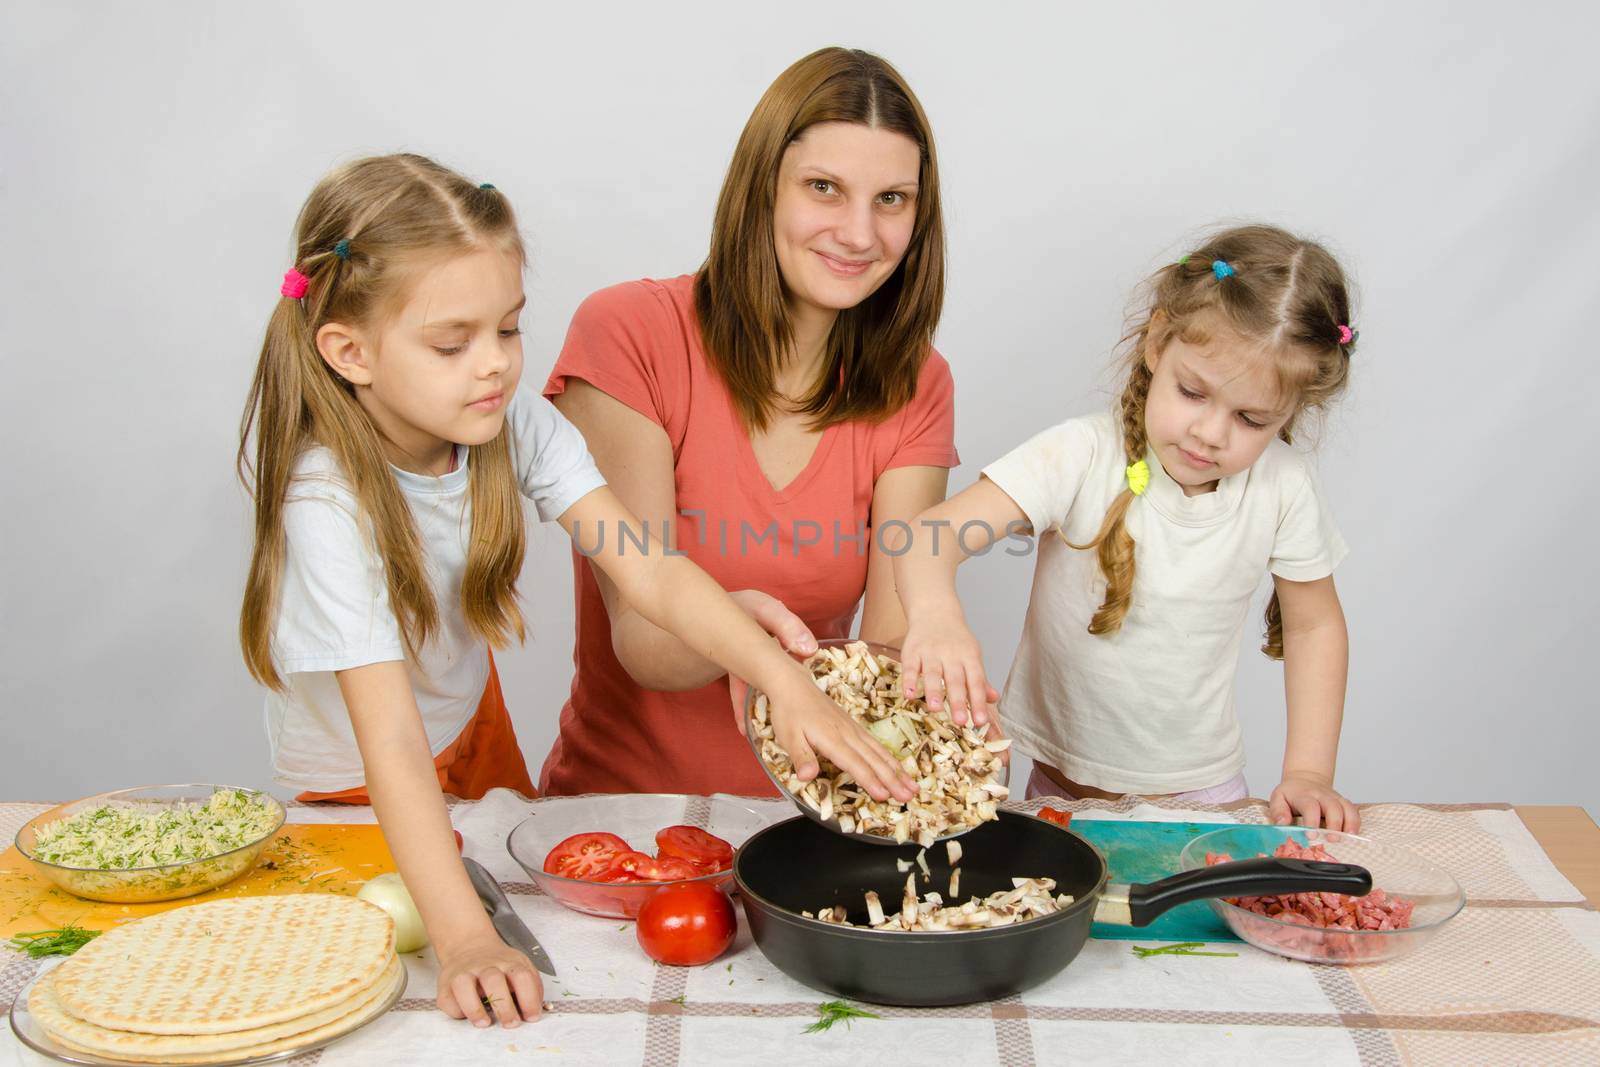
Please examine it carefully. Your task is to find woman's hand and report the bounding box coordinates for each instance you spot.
[1269,772,1361,833]
[435,930,544,1028]
[728,674,752,731]
[766,668,917,803]
[729,589,818,657]
[899,615,999,727]
[726,590,816,729]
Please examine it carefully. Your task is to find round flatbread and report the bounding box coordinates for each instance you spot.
[51,894,396,1035]
[39,956,405,1064]
[30,955,402,1059]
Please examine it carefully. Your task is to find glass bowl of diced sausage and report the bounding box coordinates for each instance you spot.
[1178,825,1465,964]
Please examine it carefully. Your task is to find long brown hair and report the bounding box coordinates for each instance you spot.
[694,47,945,431]
[1068,224,1356,658]
[238,154,527,689]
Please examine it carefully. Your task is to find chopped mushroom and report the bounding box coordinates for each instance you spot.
[753,642,1009,845]
[865,890,885,927]
[809,876,1071,932]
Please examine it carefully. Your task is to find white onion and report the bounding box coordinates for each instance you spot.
[357,873,429,952]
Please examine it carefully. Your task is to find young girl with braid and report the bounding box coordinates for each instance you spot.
[894,224,1362,830]
[238,154,913,1029]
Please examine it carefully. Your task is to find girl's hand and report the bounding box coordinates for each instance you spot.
[436,930,544,1028]
[899,617,999,727]
[337,661,541,1028]
[768,671,917,803]
[1270,773,1361,833]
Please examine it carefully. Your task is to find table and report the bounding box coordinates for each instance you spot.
[1513,805,1600,902]
[5,794,1598,1066]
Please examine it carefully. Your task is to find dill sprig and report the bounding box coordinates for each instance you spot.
[1131,941,1238,958]
[803,999,882,1033]
[7,924,102,958]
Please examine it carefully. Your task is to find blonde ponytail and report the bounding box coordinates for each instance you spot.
[239,155,528,689]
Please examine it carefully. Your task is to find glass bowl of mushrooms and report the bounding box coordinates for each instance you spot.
[745,638,1011,849]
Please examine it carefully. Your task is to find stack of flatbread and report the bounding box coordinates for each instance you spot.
[28,895,401,1064]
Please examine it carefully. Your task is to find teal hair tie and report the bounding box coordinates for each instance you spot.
[1211,259,1235,280]
[478,182,496,190]
[334,239,351,260]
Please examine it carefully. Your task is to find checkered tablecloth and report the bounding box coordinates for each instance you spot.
[4,791,1597,1066]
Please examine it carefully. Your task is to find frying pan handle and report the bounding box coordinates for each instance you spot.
[1107,858,1373,927]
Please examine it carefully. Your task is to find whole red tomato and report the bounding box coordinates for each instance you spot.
[635,882,736,966]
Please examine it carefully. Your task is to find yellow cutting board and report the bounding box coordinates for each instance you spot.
[0,824,395,938]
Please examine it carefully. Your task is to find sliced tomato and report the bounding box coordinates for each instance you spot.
[602,850,655,882]
[543,831,630,880]
[1038,808,1073,828]
[655,826,734,873]
[643,856,703,882]
[606,850,700,883]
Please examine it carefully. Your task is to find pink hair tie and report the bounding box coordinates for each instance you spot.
[1336,324,1354,345]
[280,268,310,300]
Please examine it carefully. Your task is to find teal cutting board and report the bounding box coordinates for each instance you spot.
[1071,820,1242,942]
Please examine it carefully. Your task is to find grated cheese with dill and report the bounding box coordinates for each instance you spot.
[33,790,280,869]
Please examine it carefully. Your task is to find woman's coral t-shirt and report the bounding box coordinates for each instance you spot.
[539,275,959,796]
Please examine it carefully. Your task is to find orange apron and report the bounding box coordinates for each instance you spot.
[297,650,537,804]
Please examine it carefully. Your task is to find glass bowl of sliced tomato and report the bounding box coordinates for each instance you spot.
[506,793,780,919]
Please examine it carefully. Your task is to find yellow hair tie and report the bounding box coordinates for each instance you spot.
[1126,460,1150,496]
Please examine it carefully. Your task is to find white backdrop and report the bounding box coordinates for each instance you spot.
[2,2,1596,816]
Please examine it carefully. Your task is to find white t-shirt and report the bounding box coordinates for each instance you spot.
[982,410,1347,793]
[264,388,606,791]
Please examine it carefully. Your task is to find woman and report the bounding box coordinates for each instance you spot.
[541,47,963,795]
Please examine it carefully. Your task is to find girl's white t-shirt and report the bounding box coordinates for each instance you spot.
[982,411,1347,794]
[263,388,606,791]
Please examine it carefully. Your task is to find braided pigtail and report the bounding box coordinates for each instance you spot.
[1061,358,1153,635]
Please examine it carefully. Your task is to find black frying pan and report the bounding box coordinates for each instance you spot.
[734,812,1371,1006]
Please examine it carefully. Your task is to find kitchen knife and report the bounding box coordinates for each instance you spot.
[463,857,557,976]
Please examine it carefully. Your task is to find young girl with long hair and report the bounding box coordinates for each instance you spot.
[894,224,1362,830]
[239,154,911,1028]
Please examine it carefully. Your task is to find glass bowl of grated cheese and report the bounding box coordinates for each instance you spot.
[14,784,286,903]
